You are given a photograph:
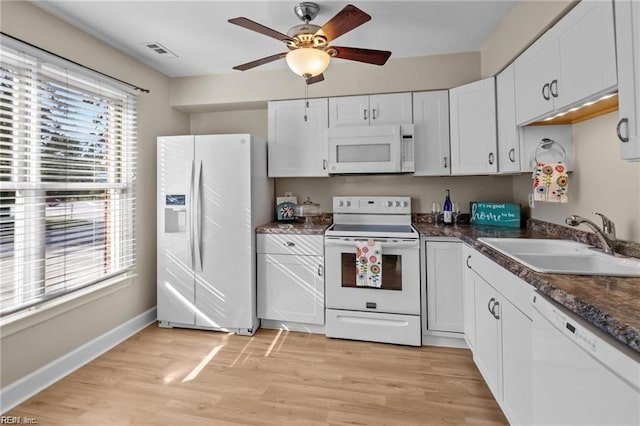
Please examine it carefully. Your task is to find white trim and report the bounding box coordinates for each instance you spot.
[0,307,156,414]
[0,273,135,338]
[422,330,469,349]
[260,319,326,335]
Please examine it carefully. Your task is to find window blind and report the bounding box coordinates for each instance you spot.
[0,39,137,316]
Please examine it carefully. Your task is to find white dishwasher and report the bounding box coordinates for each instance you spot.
[531,292,640,425]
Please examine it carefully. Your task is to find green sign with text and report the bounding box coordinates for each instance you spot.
[470,202,521,228]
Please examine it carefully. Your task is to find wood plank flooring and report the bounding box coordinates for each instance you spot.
[7,326,508,425]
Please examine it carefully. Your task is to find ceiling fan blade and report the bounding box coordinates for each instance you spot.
[228,17,294,43]
[233,52,287,71]
[330,46,391,66]
[316,5,371,42]
[306,74,325,85]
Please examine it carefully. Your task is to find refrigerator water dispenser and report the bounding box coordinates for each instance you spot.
[164,194,186,233]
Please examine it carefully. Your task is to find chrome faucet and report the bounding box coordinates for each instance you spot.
[565,212,618,254]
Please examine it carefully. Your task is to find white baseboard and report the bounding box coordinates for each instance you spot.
[1,307,157,414]
[260,319,325,334]
[422,331,469,349]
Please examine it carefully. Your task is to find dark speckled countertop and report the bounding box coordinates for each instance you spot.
[256,214,333,235]
[415,218,640,354]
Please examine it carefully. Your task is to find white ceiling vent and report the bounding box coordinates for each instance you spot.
[142,42,178,59]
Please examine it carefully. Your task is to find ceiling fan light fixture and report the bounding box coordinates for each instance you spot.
[286,48,330,78]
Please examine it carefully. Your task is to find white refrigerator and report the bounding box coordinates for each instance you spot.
[157,134,273,335]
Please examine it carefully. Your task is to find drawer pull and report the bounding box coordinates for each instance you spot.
[284,241,295,247]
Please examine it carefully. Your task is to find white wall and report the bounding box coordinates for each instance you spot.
[172,52,481,112]
[0,1,190,389]
[186,0,640,245]
[480,0,576,77]
[513,112,640,241]
[185,50,517,215]
[481,0,640,244]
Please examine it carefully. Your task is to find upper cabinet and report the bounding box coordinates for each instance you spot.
[267,98,329,177]
[514,0,617,125]
[329,93,413,127]
[497,63,574,173]
[413,91,451,176]
[449,77,498,175]
[496,64,521,174]
[614,0,640,161]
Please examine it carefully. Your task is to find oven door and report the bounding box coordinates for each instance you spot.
[327,125,402,174]
[324,236,420,315]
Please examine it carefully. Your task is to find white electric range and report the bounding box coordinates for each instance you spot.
[324,196,421,346]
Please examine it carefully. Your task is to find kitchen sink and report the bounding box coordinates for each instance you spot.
[477,238,640,277]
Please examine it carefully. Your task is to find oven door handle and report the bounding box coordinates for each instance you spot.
[324,239,419,249]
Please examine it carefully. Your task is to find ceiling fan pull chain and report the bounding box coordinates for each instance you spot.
[304,82,309,121]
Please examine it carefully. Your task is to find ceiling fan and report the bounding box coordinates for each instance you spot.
[228,2,392,84]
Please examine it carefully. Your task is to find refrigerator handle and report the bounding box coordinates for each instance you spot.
[194,159,203,271]
[189,160,195,270]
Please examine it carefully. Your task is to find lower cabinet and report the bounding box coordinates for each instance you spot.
[425,240,463,333]
[421,238,466,347]
[464,244,533,426]
[256,234,324,325]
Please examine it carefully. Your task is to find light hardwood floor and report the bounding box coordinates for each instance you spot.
[8,326,508,425]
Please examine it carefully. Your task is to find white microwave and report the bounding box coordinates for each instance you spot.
[327,124,414,174]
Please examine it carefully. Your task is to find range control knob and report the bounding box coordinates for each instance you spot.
[339,200,344,207]
[386,201,393,207]
[395,201,401,207]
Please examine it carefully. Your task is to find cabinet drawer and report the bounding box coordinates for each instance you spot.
[256,234,323,255]
[325,309,421,346]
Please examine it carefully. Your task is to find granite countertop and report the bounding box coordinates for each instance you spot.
[256,214,333,235]
[415,219,640,354]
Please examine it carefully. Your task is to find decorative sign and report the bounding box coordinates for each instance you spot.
[470,202,521,228]
[276,195,297,221]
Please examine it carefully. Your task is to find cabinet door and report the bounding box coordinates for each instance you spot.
[450,77,498,175]
[426,241,463,333]
[329,95,370,127]
[257,253,324,325]
[157,135,196,326]
[555,0,617,111]
[496,64,521,173]
[514,30,559,125]
[413,91,451,175]
[462,247,476,350]
[369,93,413,125]
[473,274,501,400]
[614,0,640,160]
[267,98,329,177]
[501,298,533,426]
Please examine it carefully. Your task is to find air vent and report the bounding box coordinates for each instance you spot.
[142,41,178,59]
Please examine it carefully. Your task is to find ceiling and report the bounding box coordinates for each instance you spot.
[32,1,517,78]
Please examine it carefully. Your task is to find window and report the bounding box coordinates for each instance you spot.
[0,38,137,316]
